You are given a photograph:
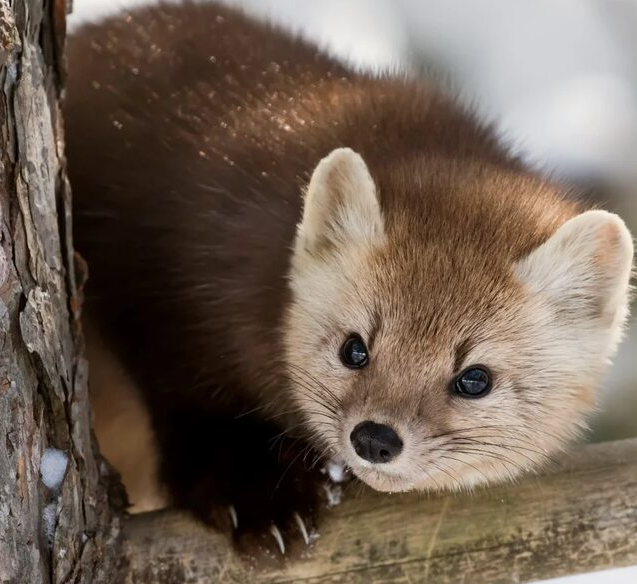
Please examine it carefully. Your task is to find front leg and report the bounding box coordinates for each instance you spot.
[152,402,333,555]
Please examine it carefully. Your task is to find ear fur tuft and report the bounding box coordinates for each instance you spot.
[296,148,384,255]
[515,210,633,350]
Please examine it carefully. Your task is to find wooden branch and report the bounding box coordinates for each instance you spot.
[123,438,637,583]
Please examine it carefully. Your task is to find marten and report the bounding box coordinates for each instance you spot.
[65,0,633,554]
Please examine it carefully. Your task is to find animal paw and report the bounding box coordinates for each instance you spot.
[211,440,326,556]
[160,412,333,556]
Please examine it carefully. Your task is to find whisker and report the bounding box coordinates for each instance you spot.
[285,363,343,408]
[291,378,340,416]
[445,446,528,476]
[273,443,308,494]
[438,453,491,484]
[449,437,548,465]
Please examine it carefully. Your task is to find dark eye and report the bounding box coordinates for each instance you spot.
[340,335,369,368]
[454,366,492,398]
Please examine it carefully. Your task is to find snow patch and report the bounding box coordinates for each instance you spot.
[40,448,68,492]
[43,502,57,547]
[326,459,346,483]
[307,528,320,544]
[323,482,343,507]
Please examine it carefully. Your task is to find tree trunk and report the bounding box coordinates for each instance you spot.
[0,1,123,582]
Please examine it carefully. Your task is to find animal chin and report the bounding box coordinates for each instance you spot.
[351,466,416,493]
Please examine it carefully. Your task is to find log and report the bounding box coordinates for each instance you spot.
[123,437,637,583]
[0,1,123,582]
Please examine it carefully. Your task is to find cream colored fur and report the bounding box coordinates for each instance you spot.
[296,147,384,256]
[85,321,167,512]
[285,148,634,494]
[514,210,634,359]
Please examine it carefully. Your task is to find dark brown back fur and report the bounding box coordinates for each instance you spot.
[66,1,551,408]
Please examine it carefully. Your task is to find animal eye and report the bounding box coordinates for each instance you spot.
[340,335,369,368]
[454,366,492,398]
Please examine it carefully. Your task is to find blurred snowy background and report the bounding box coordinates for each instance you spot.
[68,1,637,581]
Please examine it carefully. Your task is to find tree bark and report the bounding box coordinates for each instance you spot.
[0,1,122,582]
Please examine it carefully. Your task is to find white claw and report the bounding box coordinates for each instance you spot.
[293,512,310,546]
[228,505,238,530]
[269,524,286,555]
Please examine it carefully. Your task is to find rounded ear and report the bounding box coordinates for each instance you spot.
[515,210,633,345]
[296,148,384,256]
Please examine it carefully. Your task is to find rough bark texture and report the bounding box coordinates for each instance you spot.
[0,1,122,582]
[123,438,637,584]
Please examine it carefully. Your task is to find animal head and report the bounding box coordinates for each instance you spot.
[284,147,633,493]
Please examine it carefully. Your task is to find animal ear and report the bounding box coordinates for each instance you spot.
[296,148,384,255]
[515,210,633,336]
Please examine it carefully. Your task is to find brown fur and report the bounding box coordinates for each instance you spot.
[65,1,632,550]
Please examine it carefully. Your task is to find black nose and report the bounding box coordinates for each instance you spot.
[350,421,403,463]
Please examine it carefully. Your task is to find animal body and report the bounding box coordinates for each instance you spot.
[65,0,633,553]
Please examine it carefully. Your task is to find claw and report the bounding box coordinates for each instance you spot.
[269,524,286,555]
[228,505,238,530]
[293,512,310,546]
